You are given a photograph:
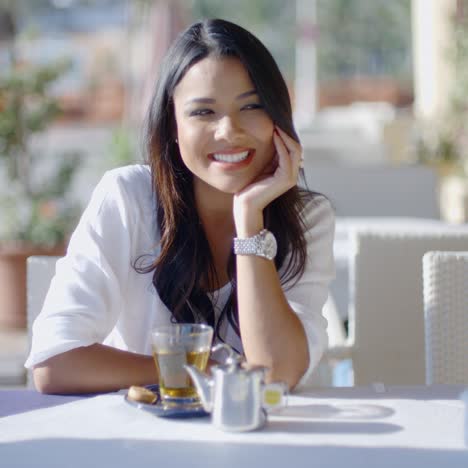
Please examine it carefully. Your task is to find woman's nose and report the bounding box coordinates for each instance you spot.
[214,115,243,141]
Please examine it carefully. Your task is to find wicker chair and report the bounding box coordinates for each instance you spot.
[423,251,468,385]
[325,227,468,386]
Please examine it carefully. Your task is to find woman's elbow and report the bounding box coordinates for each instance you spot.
[32,356,71,394]
[33,365,58,394]
[286,354,309,391]
[268,347,309,392]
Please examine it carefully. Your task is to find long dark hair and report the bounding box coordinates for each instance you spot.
[138,19,315,346]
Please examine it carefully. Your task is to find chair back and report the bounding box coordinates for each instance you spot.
[302,163,439,218]
[349,228,468,385]
[26,255,60,388]
[423,251,468,384]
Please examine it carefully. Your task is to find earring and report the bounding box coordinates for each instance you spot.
[175,138,179,144]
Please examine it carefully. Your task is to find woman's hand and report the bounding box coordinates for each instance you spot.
[233,126,303,236]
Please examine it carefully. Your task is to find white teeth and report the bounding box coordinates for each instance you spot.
[212,151,249,163]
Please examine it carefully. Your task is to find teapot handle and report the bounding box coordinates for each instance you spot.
[262,381,288,411]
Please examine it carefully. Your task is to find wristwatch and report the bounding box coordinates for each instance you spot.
[233,229,277,261]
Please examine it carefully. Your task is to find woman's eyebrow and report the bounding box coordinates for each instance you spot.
[185,90,258,106]
[185,97,215,106]
[236,89,258,99]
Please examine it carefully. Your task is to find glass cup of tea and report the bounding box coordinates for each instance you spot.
[151,323,213,404]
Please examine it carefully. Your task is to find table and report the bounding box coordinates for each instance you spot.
[1,385,467,468]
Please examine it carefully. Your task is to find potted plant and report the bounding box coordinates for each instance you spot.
[413,3,468,222]
[0,45,81,329]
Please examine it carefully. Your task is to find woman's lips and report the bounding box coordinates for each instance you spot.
[208,149,254,169]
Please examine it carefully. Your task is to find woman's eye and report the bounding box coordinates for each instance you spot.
[242,103,263,111]
[189,109,214,117]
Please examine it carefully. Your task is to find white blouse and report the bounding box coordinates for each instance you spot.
[25,164,335,388]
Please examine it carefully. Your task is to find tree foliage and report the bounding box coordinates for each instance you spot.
[317,0,412,83]
[190,0,296,80]
[0,5,82,247]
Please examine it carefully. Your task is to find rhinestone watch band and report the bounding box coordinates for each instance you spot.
[233,234,261,256]
[233,229,277,260]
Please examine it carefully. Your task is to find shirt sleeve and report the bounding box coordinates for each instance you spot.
[282,196,336,389]
[25,170,135,368]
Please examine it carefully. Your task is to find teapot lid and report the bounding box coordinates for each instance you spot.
[211,343,267,376]
[211,343,242,372]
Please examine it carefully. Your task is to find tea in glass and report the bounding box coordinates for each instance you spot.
[151,324,213,403]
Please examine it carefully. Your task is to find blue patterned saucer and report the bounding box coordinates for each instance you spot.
[124,384,209,419]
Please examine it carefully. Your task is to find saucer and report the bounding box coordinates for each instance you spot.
[124,384,209,419]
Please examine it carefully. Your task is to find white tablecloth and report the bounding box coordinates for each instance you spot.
[1,385,467,468]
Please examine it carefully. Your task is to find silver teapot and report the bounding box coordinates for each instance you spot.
[184,343,286,432]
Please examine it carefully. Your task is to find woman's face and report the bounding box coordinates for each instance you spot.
[173,56,275,197]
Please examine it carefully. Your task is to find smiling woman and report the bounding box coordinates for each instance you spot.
[25,19,335,395]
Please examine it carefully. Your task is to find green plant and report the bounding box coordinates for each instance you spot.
[0,51,82,247]
[415,130,459,163]
[415,2,468,174]
[317,0,413,83]
[106,126,138,168]
[444,2,468,172]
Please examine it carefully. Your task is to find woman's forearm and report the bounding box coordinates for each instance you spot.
[236,254,309,390]
[233,198,309,390]
[33,343,157,394]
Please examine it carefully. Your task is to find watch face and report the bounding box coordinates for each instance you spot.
[262,231,277,260]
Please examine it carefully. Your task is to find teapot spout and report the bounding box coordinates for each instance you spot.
[184,365,213,412]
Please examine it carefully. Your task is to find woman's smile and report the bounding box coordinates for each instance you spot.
[209,148,255,168]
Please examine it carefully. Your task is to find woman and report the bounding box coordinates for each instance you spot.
[26,19,335,394]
